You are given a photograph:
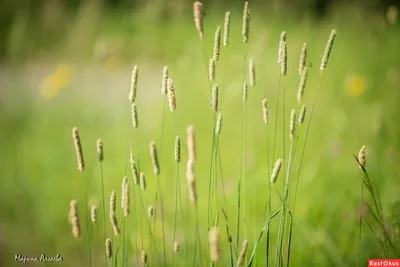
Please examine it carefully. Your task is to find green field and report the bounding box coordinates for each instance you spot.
[1,2,400,266]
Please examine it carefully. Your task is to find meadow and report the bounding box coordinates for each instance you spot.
[0,1,400,266]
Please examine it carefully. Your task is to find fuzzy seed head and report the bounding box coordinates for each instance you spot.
[131,103,139,128]
[215,112,223,136]
[167,78,176,112]
[129,65,138,103]
[280,41,287,76]
[242,82,248,103]
[213,26,221,61]
[110,214,120,236]
[140,172,147,191]
[186,160,197,203]
[209,58,216,82]
[97,139,104,162]
[141,250,148,264]
[387,6,398,25]
[174,241,180,253]
[122,176,129,217]
[130,148,139,185]
[187,125,196,162]
[105,238,112,258]
[299,43,307,76]
[236,240,249,266]
[109,190,116,215]
[175,136,181,163]
[299,105,307,124]
[249,58,255,87]
[320,29,336,71]
[150,141,160,175]
[161,66,168,94]
[211,84,219,112]
[270,159,283,184]
[297,67,308,103]
[209,227,221,262]
[358,145,367,168]
[91,205,97,224]
[278,31,287,63]
[72,127,85,172]
[148,205,155,219]
[69,199,80,238]
[289,109,296,139]
[223,12,230,47]
[193,1,204,40]
[262,99,268,124]
[242,2,250,43]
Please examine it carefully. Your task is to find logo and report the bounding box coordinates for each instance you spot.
[369,260,400,266]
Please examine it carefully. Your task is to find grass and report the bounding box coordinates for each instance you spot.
[1,2,400,267]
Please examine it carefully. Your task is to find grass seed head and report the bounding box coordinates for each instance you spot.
[297,67,308,103]
[186,160,197,203]
[223,12,230,47]
[262,99,268,124]
[131,103,139,128]
[212,84,219,112]
[141,250,148,264]
[242,2,250,43]
[122,176,129,217]
[175,136,181,163]
[91,205,97,224]
[387,6,398,25]
[72,127,85,172]
[278,31,287,63]
[320,29,336,71]
[289,109,296,139]
[299,105,307,124]
[249,58,255,87]
[237,240,249,266]
[215,112,223,136]
[270,159,283,184]
[167,78,176,112]
[209,227,221,262]
[109,190,116,215]
[358,145,367,168]
[97,139,104,162]
[299,43,307,75]
[242,82,248,103]
[148,205,155,219]
[174,241,180,253]
[161,66,168,94]
[209,58,216,82]
[129,65,138,103]
[193,1,204,40]
[105,238,112,258]
[280,41,288,76]
[140,172,147,191]
[111,214,120,236]
[130,148,139,185]
[213,26,221,61]
[69,200,80,238]
[150,141,160,175]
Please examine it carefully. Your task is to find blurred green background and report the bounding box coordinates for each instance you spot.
[1,0,400,266]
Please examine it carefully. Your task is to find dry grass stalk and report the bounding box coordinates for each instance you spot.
[69,199,80,238]
[289,109,296,140]
[150,141,160,175]
[122,176,129,217]
[187,125,196,162]
[278,31,287,64]
[270,159,283,184]
[193,1,204,40]
[320,29,336,71]
[223,12,230,47]
[105,238,112,258]
[161,66,168,95]
[249,58,255,87]
[97,139,104,162]
[167,78,176,112]
[280,41,287,76]
[186,159,197,203]
[72,127,85,172]
[209,227,221,262]
[129,65,138,103]
[299,43,307,75]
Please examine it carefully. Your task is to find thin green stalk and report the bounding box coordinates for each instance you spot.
[156,174,166,267]
[82,178,92,267]
[193,203,203,267]
[241,43,248,243]
[208,115,217,230]
[282,79,286,197]
[358,178,364,267]
[271,75,282,168]
[122,217,126,267]
[222,209,234,267]
[135,129,142,265]
[235,176,241,252]
[286,211,293,267]
[100,163,108,267]
[172,163,180,266]
[266,184,272,267]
